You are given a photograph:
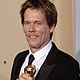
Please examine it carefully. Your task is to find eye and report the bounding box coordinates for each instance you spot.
[24,21,30,25]
[36,22,41,25]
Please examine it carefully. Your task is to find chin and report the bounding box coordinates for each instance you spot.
[30,44,40,49]
[29,44,37,48]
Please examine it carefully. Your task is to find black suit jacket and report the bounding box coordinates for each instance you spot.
[11,42,80,80]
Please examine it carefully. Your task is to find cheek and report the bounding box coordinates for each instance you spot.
[23,26,28,33]
[44,28,50,39]
[40,26,50,37]
[35,26,41,31]
[40,29,49,40]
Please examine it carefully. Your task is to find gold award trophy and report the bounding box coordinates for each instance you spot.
[24,65,36,77]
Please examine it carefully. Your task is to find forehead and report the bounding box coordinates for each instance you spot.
[24,8,46,20]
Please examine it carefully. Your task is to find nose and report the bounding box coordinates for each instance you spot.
[29,23,36,32]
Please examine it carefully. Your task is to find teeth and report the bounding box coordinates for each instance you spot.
[30,36,37,38]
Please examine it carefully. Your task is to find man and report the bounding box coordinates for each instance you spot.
[11,0,80,80]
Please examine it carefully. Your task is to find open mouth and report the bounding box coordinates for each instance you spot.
[29,35,38,39]
[30,36,37,38]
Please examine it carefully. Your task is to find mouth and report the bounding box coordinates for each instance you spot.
[28,35,38,39]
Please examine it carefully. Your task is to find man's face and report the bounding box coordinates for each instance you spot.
[23,8,54,53]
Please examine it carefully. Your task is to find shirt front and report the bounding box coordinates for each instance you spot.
[19,41,52,77]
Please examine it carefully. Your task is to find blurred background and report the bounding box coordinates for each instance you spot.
[0,0,79,80]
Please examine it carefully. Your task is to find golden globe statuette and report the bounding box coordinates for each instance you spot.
[24,65,36,77]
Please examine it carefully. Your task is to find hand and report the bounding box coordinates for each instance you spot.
[16,73,35,80]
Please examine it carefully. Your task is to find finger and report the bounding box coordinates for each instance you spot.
[19,76,25,80]
[21,73,29,78]
[21,73,34,80]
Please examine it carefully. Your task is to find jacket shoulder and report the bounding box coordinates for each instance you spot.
[16,50,29,57]
[13,50,29,67]
[56,50,79,69]
[50,42,79,65]
[15,50,29,59]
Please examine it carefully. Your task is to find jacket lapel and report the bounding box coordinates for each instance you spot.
[36,62,56,80]
[36,42,58,80]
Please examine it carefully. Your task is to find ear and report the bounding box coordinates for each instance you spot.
[50,24,55,33]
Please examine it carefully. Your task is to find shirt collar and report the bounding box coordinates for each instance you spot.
[29,41,52,61]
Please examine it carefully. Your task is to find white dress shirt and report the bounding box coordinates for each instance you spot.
[19,41,52,77]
